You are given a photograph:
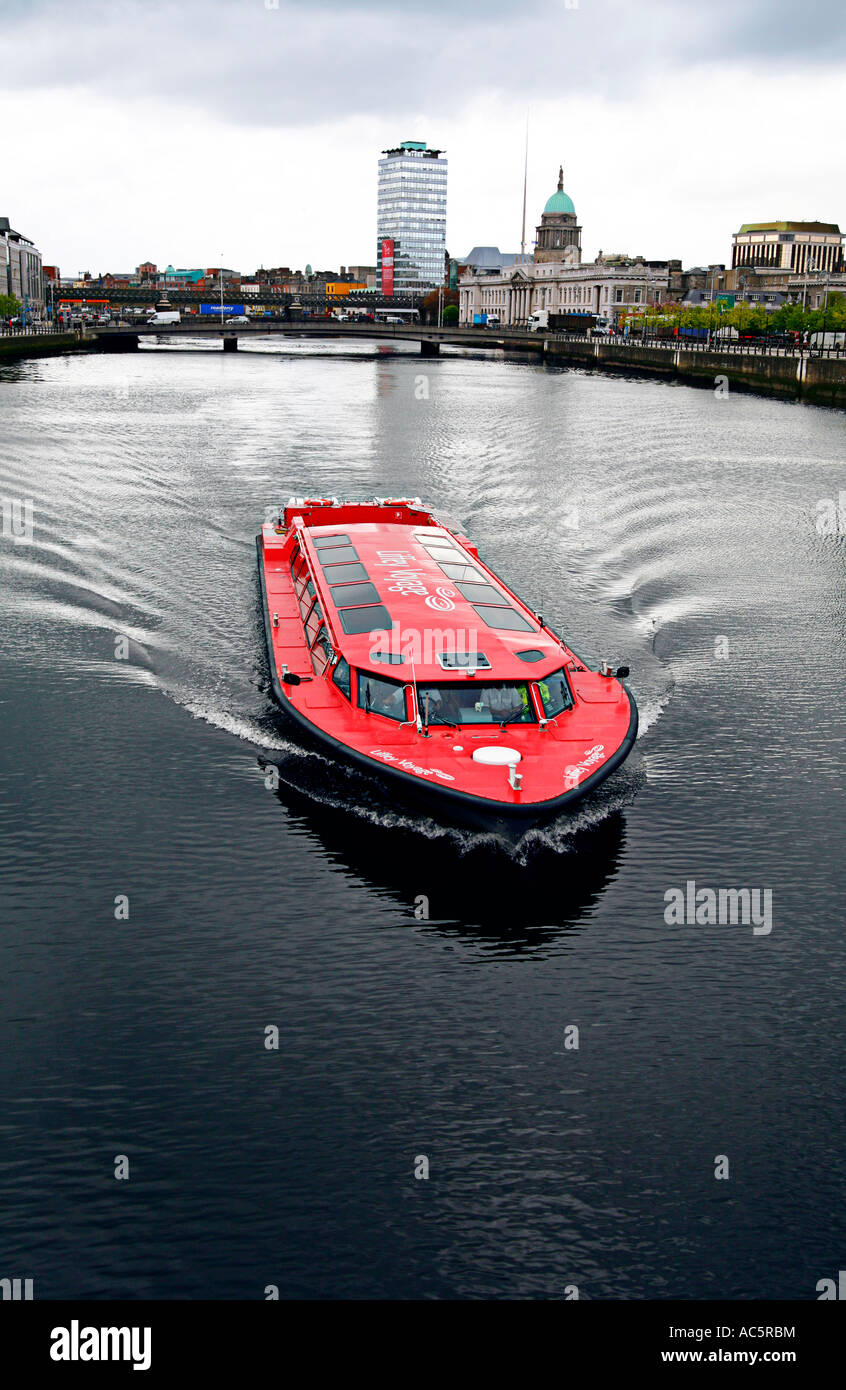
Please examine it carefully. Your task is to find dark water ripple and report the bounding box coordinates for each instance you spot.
[1,341,845,1298]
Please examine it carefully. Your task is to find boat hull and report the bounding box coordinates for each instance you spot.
[256,534,638,831]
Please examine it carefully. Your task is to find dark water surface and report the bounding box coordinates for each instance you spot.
[1,339,845,1298]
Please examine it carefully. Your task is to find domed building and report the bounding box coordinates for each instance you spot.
[534,167,582,265]
[459,164,673,328]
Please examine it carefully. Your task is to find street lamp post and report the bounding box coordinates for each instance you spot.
[802,254,817,310]
[707,267,718,345]
[737,277,746,340]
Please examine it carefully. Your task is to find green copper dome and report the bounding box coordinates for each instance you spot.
[544,165,575,216]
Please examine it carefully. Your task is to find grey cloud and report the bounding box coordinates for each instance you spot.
[0,0,844,129]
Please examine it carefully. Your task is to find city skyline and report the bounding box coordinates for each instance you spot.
[2,0,845,273]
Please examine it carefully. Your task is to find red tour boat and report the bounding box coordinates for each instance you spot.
[256,498,637,828]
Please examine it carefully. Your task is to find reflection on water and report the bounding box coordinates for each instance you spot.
[2,343,846,1299]
[259,760,628,954]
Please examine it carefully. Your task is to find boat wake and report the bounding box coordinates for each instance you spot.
[257,744,644,865]
[182,698,331,760]
[635,683,674,738]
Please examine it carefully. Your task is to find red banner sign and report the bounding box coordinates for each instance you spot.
[381,238,394,296]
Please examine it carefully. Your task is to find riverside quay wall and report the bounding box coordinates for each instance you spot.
[545,337,846,408]
[2,327,845,409]
[0,331,78,360]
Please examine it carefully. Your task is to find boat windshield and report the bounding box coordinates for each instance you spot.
[417,682,535,726]
[536,668,574,718]
[357,671,407,721]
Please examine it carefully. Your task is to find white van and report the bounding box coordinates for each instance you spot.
[485,314,501,327]
[148,310,181,325]
[809,331,846,349]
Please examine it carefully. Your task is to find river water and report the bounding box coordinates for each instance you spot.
[1,337,844,1299]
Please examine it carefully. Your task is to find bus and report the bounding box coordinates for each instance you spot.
[372,307,419,323]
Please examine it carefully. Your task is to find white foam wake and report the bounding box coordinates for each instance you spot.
[181,699,330,759]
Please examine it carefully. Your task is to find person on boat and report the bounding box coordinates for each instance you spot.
[421,686,462,725]
[486,684,528,722]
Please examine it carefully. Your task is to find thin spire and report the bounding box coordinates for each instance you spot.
[557,165,563,192]
[520,113,529,262]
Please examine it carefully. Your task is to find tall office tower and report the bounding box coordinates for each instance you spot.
[377,141,447,294]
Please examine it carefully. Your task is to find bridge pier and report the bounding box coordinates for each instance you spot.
[420,340,440,357]
[90,330,139,351]
[222,333,238,352]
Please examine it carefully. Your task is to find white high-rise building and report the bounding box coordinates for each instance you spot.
[377,141,447,293]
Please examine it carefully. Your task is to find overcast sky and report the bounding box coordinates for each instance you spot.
[2,0,845,276]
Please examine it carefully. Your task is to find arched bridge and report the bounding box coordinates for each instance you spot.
[88,321,547,355]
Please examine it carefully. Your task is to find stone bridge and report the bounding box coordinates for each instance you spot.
[88,321,548,355]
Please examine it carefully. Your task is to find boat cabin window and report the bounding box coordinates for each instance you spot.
[330,581,381,608]
[323,561,369,585]
[420,541,459,558]
[437,650,491,671]
[304,601,324,646]
[537,669,574,719]
[316,544,359,567]
[290,546,306,585]
[311,630,334,676]
[313,534,351,551]
[357,672,407,721]
[455,580,508,605]
[472,604,534,632]
[291,550,313,598]
[332,657,352,700]
[417,683,536,727]
[423,549,462,568]
[438,562,484,583]
[416,534,459,555]
[298,579,316,619]
[338,604,392,635]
